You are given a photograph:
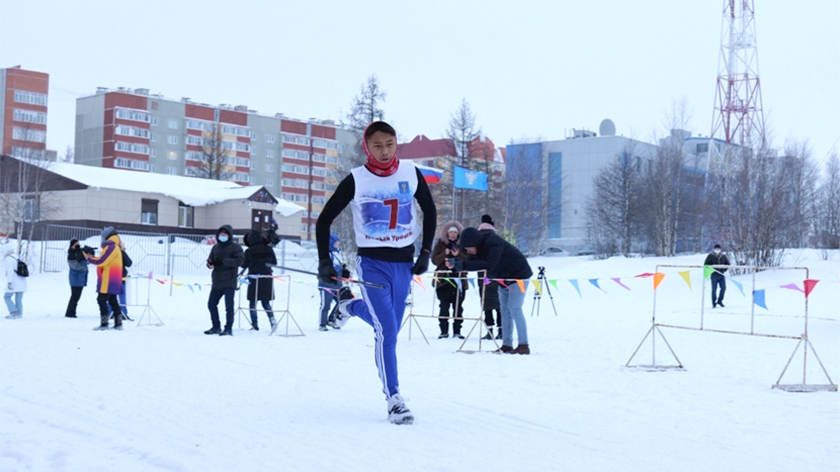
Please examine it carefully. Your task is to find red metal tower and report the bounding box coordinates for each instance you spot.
[710,0,766,146]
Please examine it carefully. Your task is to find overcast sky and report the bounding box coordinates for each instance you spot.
[2,0,838,166]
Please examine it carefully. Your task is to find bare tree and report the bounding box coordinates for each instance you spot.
[346,75,387,133]
[446,98,482,222]
[501,141,549,254]
[193,125,233,181]
[814,152,840,252]
[778,139,819,248]
[587,143,644,256]
[0,125,57,261]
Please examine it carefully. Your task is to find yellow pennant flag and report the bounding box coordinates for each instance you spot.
[678,270,692,290]
[516,279,525,292]
[533,279,542,295]
[653,272,666,290]
[172,282,183,287]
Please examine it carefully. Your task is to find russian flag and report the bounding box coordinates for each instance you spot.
[415,163,443,184]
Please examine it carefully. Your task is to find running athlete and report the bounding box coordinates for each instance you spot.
[315,121,437,425]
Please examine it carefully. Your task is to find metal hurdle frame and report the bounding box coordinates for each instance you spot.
[625,264,836,392]
[236,273,303,337]
[401,270,498,353]
[133,274,163,327]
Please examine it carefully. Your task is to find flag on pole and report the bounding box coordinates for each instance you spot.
[703,265,714,280]
[653,273,665,290]
[804,279,819,297]
[453,165,488,190]
[415,164,443,184]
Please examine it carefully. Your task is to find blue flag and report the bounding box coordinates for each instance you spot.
[453,165,488,191]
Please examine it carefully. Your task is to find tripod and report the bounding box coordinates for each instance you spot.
[530,266,558,316]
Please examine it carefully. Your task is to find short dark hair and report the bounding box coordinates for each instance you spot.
[714,244,721,249]
[364,121,396,140]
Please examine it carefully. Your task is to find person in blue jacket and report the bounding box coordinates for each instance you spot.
[65,239,89,318]
[318,233,349,331]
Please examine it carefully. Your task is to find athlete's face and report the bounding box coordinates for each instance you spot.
[366,131,397,163]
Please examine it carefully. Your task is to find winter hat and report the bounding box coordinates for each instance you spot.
[101,226,116,241]
[481,214,494,226]
[447,226,459,234]
[329,233,340,252]
[69,239,79,248]
[714,244,721,249]
[459,227,482,250]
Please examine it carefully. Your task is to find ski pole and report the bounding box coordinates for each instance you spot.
[266,263,386,289]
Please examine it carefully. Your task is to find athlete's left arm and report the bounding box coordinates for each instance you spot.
[414,168,438,253]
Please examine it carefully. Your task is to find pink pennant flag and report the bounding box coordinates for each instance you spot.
[155,279,166,285]
[780,283,804,293]
[497,280,509,288]
[147,271,153,279]
[483,276,491,286]
[635,272,656,278]
[611,277,631,291]
[803,279,819,297]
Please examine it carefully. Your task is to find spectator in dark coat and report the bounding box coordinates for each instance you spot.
[65,239,89,318]
[704,243,730,308]
[477,214,501,340]
[242,230,277,331]
[431,220,468,339]
[458,227,533,354]
[204,225,245,336]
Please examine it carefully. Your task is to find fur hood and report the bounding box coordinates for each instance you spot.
[437,220,464,244]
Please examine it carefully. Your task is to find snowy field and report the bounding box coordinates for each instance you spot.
[2,249,838,472]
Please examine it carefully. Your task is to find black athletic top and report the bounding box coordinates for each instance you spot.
[316,166,437,263]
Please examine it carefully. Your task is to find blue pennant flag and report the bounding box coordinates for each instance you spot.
[753,289,767,310]
[730,278,744,296]
[588,278,606,293]
[453,165,488,191]
[568,279,582,298]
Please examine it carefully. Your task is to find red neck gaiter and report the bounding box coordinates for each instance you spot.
[362,128,399,177]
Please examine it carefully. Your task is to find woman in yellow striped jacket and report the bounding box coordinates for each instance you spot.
[84,226,124,330]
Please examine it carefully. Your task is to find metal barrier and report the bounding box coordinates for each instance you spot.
[40,224,321,278]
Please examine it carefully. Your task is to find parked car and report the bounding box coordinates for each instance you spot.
[541,246,568,256]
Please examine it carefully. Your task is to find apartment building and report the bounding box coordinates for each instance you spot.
[0,66,49,159]
[74,87,343,239]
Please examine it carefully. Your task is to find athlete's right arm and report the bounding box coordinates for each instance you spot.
[316,174,355,261]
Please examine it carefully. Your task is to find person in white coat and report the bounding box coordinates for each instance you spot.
[3,246,27,319]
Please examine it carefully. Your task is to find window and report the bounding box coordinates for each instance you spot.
[265,149,275,158]
[152,117,158,126]
[311,168,327,177]
[168,119,179,129]
[115,108,150,123]
[235,142,251,152]
[312,196,326,205]
[13,109,47,124]
[696,143,709,153]
[14,90,47,106]
[114,158,150,170]
[151,149,157,158]
[150,165,156,172]
[23,196,40,222]
[151,133,157,142]
[115,141,150,154]
[168,167,177,175]
[141,199,158,225]
[265,178,274,186]
[266,134,276,143]
[12,127,46,143]
[167,135,178,145]
[266,163,274,172]
[115,125,150,139]
[178,204,194,228]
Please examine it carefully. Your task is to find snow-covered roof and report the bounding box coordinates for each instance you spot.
[45,162,304,215]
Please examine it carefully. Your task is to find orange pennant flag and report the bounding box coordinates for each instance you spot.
[653,272,666,290]
[516,279,525,292]
[413,275,426,291]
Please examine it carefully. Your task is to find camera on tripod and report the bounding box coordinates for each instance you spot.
[538,266,545,275]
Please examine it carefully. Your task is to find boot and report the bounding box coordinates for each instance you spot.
[219,328,232,336]
[93,324,110,331]
[112,325,124,331]
[482,327,494,340]
[268,315,277,332]
[495,329,503,340]
[453,332,465,339]
[204,327,221,335]
[495,345,514,354]
[511,344,530,355]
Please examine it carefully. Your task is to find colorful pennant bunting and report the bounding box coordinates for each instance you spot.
[753,289,767,309]
[569,279,582,298]
[653,273,665,290]
[611,277,631,291]
[588,279,606,293]
[804,279,819,297]
[678,271,692,290]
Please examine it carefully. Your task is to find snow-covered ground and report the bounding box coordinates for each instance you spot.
[2,249,838,472]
